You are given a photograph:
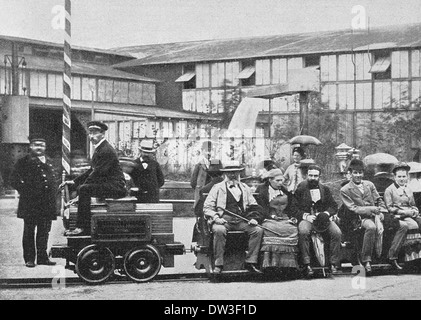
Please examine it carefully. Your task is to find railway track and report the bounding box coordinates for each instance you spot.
[0,264,411,289]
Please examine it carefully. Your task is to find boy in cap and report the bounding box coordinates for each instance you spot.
[130,139,165,203]
[11,136,57,267]
[60,121,127,236]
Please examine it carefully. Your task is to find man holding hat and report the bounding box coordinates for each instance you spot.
[293,164,342,276]
[130,139,165,203]
[60,121,127,236]
[203,160,264,274]
[340,159,388,273]
[11,136,57,267]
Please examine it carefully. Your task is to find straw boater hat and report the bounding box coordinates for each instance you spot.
[87,121,108,131]
[220,160,245,172]
[139,139,157,153]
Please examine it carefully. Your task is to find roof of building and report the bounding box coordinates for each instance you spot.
[0,34,135,58]
[113,23,421,68]
[19,53,160,82]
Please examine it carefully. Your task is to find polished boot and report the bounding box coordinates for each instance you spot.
[213,265,223,274]
[364,262,372,273]
[37,259,56,266]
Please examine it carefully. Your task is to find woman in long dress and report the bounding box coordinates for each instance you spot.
[384,162,421,266]
[255,168,299,271]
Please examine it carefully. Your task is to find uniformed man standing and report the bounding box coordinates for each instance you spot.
[11,137,57,267]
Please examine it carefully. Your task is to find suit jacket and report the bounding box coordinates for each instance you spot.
[203,180,263,223]
[191,158,211,208]
[73,140,125,188]
[292,180,338,221]
[130,156,165,203]
[194,176,224,217]
[255,182,294,220]
[384,182,419,216]
[11,154,57,220]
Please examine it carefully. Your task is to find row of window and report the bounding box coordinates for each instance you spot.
[177,49,421,91]
[322,80,421,110]
[0,68,156,106]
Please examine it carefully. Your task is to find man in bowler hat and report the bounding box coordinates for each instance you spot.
[130,139,165,203]
[11,137,57,267]
[60,121,127,236]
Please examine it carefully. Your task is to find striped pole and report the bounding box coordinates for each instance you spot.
[62,0,71,175]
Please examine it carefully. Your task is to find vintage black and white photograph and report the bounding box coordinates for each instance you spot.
[1,0,421,304]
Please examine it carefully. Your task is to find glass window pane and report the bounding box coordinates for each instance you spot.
[38,72,47,97]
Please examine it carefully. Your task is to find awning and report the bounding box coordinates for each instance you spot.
[236,66,256,79]
[369,56,391,73]
[175,72,196,82]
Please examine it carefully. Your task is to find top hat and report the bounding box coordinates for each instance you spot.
[392,161,411,174]
[207,159,222,173]
[220,160,245,172]
[139,139,157,153]
[87,121,108,131]
[313,212,331,233]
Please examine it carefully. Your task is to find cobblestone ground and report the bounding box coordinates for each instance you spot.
[1,274,421,300]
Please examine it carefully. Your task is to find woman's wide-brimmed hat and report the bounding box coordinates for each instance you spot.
[262,168,284,180]
[220,160,245,172]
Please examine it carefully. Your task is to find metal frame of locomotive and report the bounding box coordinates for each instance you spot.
[50,199,184,284]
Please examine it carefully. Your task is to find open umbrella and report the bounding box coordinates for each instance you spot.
[363,153,398,166]
[408,162,421,174]
[289,135,322,146]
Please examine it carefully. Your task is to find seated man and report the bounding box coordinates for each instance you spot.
[293,164,342,276]
[60,121,127,236]
[340,159,406,272]
[203,160,264,274]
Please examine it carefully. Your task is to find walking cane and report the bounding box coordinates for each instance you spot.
[216,206,285,237]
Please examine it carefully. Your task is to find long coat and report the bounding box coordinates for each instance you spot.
[130,156,165,203]
[191,159,211,209]
[73,139,126,190]
[292,180,338,221]
[11,154,57,220]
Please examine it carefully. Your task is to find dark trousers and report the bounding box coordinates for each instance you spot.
[76,182,127,229]
[23,218,52,263]
[298,220,342,266]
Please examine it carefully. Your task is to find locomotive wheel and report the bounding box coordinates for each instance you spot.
[123,244,162,282]
[75,245,115,284]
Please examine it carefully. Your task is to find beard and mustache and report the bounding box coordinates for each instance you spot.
[308,179,319,189]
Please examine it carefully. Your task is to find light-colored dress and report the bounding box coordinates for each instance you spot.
[384,183,421,262]
[283,163,303,194]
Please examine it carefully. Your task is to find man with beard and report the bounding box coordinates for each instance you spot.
[293,164,342,277]
[203,160,264,274]
[11,137,57,267]
[60,121,127,236]
[130,139,165,203]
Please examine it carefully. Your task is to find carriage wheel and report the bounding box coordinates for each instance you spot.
[76,245,115,284]
[123,245,162,282]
